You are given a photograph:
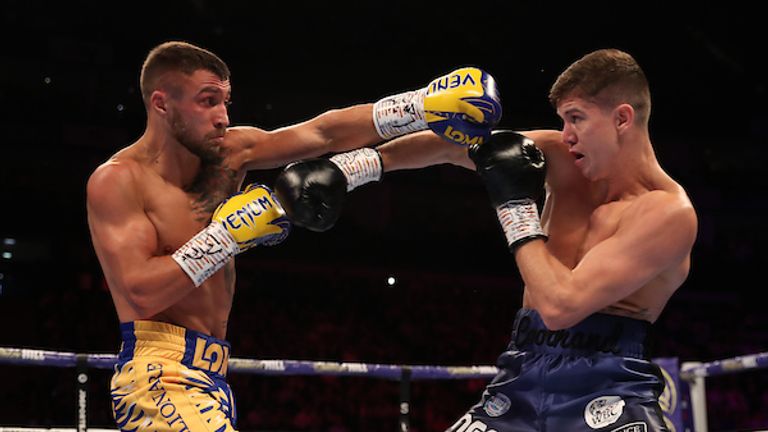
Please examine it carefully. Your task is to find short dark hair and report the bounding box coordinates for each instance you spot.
[549,49,651,125]
[140,41,230,105]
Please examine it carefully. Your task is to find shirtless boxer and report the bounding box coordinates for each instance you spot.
[85,41,500,431]
[276,49,697,431]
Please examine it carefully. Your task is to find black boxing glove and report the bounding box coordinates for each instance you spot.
[468,130,547,250]
[274,148,383,232]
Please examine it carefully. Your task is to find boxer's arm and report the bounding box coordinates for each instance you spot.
[520,129,589,194]
[516,191,697,330]
[377,130,475,171]
[377,129,564,173]
[86,162,196,318]
[272,130,474,232]
[228,67,500,172]
[227,104,381,171]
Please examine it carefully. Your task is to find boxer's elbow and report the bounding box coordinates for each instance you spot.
[536,291,583,330]
[123,285,156,317]
[538,307,579,330]
[121,276,165,317]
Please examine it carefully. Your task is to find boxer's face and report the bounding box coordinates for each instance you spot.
[164,69,231,162]
[557,95,618,181]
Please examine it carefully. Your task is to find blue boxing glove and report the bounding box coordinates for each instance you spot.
[373,67,501,146]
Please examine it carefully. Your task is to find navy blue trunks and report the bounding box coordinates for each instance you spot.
[447,308,668,432]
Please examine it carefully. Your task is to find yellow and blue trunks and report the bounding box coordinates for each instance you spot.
[110,320,237,432]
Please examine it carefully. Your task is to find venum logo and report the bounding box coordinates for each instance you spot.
[427,71,477,94]
[584,396,625,429]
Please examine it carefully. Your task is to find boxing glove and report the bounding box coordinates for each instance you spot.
[373,67,502,146]
[469,130,547,250]
[274,148,383,232]
[172,184,291,286]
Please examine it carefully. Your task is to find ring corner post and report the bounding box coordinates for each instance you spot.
[681,361,707,432]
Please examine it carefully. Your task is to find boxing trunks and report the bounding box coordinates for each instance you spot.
[110,321,237,432]
[448,309,668,432]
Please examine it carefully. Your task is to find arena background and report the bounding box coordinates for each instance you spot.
[0,1,765,430]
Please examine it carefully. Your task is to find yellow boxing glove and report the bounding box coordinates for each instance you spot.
[373,67,502,146]
[212,183,291,250]
[172,184,291,286]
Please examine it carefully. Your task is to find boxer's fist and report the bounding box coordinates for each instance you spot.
[212,183,292,251]
[173,183,291,286]
[469,130,547,250]
[424,67,502,146]
[373,67,501,146]
[273,159,348,233]
[469,130,546,207]
[274,148,383,233]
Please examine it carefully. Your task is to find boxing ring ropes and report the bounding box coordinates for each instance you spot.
[1,347,767,432]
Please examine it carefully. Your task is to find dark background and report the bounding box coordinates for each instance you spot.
[0,1,766,431]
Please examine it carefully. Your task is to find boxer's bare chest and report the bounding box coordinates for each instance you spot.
[544,196,661,320]
[141,162,242,333]
[144,162,240,255]
[544,197,630,269]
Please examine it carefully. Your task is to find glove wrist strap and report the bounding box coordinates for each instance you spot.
[372,89,427,139]
[495,199,547,251]
[172,222,240,287]
[330,148,383,192]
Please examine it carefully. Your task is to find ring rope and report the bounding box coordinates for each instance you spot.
[0,346,498,380]
[3,346,767,381]
[679,351,768,380]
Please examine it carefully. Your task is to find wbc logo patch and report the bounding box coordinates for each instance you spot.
[584,396,625,429]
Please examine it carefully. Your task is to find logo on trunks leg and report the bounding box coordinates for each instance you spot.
[483,392,511,417]
[584,396,625,429]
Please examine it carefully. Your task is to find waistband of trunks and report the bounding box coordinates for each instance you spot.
[509,308,649,358]
[117,320,231,378]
